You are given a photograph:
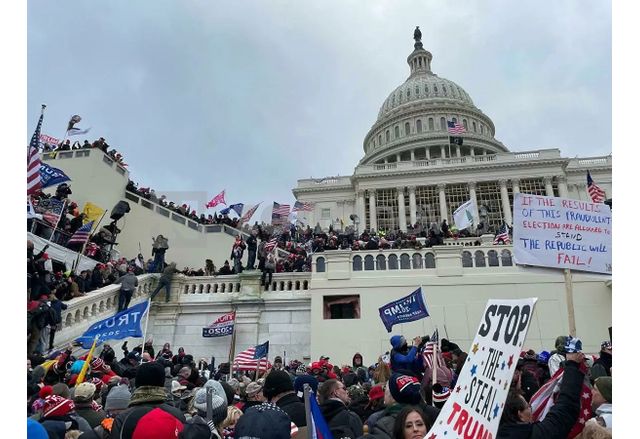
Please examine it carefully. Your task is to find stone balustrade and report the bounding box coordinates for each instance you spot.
[54,274,158,348]
[177,272,311,298]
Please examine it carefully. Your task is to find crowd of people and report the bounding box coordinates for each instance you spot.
[26,333,612,438]
[42,136,128,167]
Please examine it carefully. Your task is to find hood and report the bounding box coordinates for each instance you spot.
[352,353,363,367]
[390,335,405,350]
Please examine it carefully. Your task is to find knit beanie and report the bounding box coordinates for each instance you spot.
[106,384,132,411]
[263,370,294,399]
[52,383,71,399]
[203,379,229,406]
[246,382,264,398]
[193,387,228,425]
[295,364,308,376]
[594,377,612,403]
[390,335,405,350]
[432,383,452,408]
[388,373,422,405]
[43,395,75,418]
[131,407,184,439]
[91,357,106,372]
[135,361,165,387]
[347,385,366,401]
[235,403,292,439]
[294,375,319,398]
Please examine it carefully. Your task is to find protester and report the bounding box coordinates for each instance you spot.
[150,262,179,303]
[318,379,364,438]
[590,376,612,431]
[263,369,306,427]
[590,342,612,380]
[389,336,424,377]
[115,268,139,312]
[392,405,431,439]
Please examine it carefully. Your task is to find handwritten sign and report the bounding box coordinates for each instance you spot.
[202,312,235,338]
[512,193,611,274]
[426,298,537,439]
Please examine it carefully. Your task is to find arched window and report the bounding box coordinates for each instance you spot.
[462,251,473,267]
[406,89,411,98]
[353,255,363,271]
[412,253,423,269]
[386,130,390,142]
[488,250,499,267]
[463,119,468,130]
[480,125,484,135]
[474,251,486,267]
[415,86,420,96]
[416,119,422,133]
[388,254,398,270]
[434,84,438,94]
[425,253,436,268]
[425,84,429,94]
[428,118,434,131]
[364,255,375,271]
[378,134,382,145]
[501,250,513,266]
[452,117,457,123]
[395,126,400,139]
[472,121,477,132]
[400,254,411,269]
[440,117,446,131]
[404,122,410,136]
[376,255,387,270]
[316,257,325,272]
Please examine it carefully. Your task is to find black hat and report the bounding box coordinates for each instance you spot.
[135,362,165,387]
[235,403,291,439]
[263,370,294,399]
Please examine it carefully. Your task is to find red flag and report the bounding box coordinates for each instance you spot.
[206,190,226,209]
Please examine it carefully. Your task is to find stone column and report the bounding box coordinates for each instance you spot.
[557,176,569,198]
[499,179,513,225]
[468,182,479,223]
[470,147,475,157]
[410,150,415,161]
[544,176,555,197]
[511,178,520,194]
[425,147,431,160]
[440,145,446,159]
[397,187,407,232]
[438,183,448,223]
[408,186,417,227]
[456,145,461,157]
[368,190,377,232]
[356,190,366,232]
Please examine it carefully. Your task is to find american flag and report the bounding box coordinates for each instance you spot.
[233,344,272,372]
[272,202,290,225]
[42,199,66,226]
[422,329,443,370]
[67,220,94,245]
[493,224,511,245]
[239,202,261,225]
[447,120,466,135]
[587,171,606,204]
[264,233,281,253]
[292,201,314,212]
[27,110,45,195]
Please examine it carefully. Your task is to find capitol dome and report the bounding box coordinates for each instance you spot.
[360,28,508,165]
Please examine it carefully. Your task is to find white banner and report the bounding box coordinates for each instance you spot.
[453,199,477,230]
[512,193,611,274]
[426,298,538,439]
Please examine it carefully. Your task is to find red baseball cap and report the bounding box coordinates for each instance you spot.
[369,385,384,401]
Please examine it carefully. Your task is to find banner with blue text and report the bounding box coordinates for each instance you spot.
[378,287,429,333]
[75,300,149,348]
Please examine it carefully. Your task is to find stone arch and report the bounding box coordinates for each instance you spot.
[213,284,219,293]
[488,250,499,267]
[400,253,411,269]
[316,257,326,272]
[425,253,436,268]
[501,250,513,266]
[353,255,363,271]
[91,303,97,316]
[388,254,398,270]
[287,281,293,291]
[82,307,89,320]
[462,251,473,268]
[228,283,233,293]
[303,280,309,290]
[221,283,226,293]
[364,255,375,271]
[376,255,387,270]
[99,301,105,313]
[65,314,73,327]
[295,281,301,290]
[279,281,285,291]
[474,250,486,267]
[412,253,423,269]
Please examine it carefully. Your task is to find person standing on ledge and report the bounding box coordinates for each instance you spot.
[151,234,169,273]
[150,262,179,303]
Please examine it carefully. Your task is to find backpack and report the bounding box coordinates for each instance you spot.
[32,302,56,330]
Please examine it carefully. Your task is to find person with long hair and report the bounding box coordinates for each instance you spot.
[392,406,431,439]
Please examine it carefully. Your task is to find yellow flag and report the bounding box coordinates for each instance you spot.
[82,202,105,228]
[39,360,57,373]
[76,337,98,384]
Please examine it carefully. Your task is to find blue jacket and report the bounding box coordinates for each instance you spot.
[389,336,424,376]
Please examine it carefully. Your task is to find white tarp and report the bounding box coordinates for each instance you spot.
[28,232,98,273]
[512,193,612,274]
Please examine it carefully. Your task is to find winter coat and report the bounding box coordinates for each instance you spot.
[390,346,423,377]
[320,399,363,439]
[276,392,307,427]
[74,402,107,429]
[590,352,611,379]
[114,272,138,291]
[496,360,584,439]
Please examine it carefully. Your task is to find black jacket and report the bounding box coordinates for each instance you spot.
[320,399,363,439]
[497,361,584,439]
[111,402,186,438]
[276,392,307,427]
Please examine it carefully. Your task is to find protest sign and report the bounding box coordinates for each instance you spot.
[512,193,611,274]
[378,287,429,333]
[202,311,235,337]
[426,298,537,439]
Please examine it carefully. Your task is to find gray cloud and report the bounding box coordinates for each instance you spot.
[28,0,611,215]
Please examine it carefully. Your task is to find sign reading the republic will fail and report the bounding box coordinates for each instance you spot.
[513,193,612,274]
[426,298,537,439]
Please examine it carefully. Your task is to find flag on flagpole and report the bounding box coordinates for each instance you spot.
[253,341,269,359]
[307,388,334,438]
[239,202,261,225]
[76,337,98,384]
[220,203,244,216]
[233,345,273,371]
[206,190,226,208]
[67,127,91,136]
[75,300,149,348]
[68,221,94,245]
[27,109,45,195]
[272,202,290,225]
[39,162,72,189]
[447,120,466,135]
[493,223,511,245]
[27,198,42,220]
[42,199,66,226]
[422,329,442,369]
[453,199,476,230]
[292,201,314,212]
[82,202,105,225]
[586,171,606,203]
[264,233,281,253]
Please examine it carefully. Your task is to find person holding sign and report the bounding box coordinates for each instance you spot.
[497,351,586,438]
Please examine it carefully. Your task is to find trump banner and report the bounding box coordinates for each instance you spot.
[40,162,72,189]
[202,311,235,337]
[378,287,429,333]
[426,298,537,439]
[75,300,149,348]
[512,193,612,274]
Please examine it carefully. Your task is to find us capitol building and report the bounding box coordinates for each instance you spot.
[293,29,611,233]
[41,29,611,366]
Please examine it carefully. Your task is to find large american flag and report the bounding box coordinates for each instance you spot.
[587,171,606,204]
[447,120,466,135]
[67,220,94,245]
[27,110,45,195]
[493,224,511,245]
[42,199,66,226]
[272,202,291,216]
[264,233,281,253]
[232,345,272,372]
[292,201,314,212]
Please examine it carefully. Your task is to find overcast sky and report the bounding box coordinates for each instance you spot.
[27,0,611,219]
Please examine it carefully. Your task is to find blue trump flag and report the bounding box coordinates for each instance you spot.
[253,341,269,359]
[378,287,429,333]
[75,300,149,348]
[40,162,71,189]
[308,389,334,439]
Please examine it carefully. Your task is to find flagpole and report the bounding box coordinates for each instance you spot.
[72,208,108,271]
[432,328,438,406]
[140,299,152,355]
[303,384,313,439]
[563,269,577,337]
[228,309,237,378]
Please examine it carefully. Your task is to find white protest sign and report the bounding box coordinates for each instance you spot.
[512,193,612,274]
[426,298,537,439]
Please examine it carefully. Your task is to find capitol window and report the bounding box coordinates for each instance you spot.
[415,86,420,96]
[404,122,410,135]
[463,119,468,130]
[376,189,399,232]
[445,183,470,223]
[394,126,400,138]
[472,121,477,132]
[407,89,411,98]
[424,84,429,94]
[519,178,546,196]
[476,181,505,230]
[480,124,484,135]
[323,295,360,320]
[378,134,382,145]
[386,130,390,142]
[428,118,434,130]
[416,119,422,133]
[440,117,446,130]
[321,208,331,220]
[434,84,438,94]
